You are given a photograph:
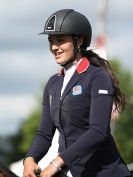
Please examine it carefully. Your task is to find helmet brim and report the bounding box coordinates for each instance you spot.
[39,31,74,35]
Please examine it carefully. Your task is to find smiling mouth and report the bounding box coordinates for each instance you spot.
[54,52,62,59]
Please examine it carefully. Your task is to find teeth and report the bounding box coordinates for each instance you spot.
[57,53,60,55]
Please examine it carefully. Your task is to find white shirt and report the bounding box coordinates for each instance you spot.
[61,59,82,96]
[60,59,82,177]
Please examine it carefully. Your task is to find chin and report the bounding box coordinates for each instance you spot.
[56,60,65,65]
[57,62,65,66]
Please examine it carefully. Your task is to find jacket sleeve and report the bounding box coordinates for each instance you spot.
[26,78,56,163]
[59,70,114,167]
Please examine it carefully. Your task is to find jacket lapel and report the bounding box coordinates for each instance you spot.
[61,71,83,101]
[56,74,64,99]
[61,57,90,101]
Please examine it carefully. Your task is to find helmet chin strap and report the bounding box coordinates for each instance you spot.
[61,36,80,68]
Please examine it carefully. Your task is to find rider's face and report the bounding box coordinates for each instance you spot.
[48,35,74,65]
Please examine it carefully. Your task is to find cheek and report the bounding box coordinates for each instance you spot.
[66,45,74,57]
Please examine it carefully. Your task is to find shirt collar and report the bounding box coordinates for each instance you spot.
[63,58,82,75]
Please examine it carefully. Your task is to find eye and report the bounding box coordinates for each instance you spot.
[56,38,66,44]
[57,38,64,42]
[48,36,66,46]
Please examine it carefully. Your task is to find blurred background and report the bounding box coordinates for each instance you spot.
[0,0,133,176]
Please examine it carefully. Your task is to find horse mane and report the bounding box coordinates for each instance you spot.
[0,162,18,177]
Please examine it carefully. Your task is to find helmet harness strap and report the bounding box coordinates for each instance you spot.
[61,36,80,67]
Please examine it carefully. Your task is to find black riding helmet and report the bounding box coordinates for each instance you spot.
[40,9,92,47]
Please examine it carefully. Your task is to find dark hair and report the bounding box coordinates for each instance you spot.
[82,49,126,113]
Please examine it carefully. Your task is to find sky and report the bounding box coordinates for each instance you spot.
[0,0,133,135]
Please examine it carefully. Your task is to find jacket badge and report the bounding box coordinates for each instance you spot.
[49,94,52,106]
[72,85,82,96]
[98,89,108,94]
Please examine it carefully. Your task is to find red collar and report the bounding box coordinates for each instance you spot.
[58,57,90,76]
[76,57,90,74]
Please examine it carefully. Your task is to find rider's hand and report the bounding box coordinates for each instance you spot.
[40,156,64,177]
[23,157,41,177]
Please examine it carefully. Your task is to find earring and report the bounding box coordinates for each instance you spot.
[78,46,81,52]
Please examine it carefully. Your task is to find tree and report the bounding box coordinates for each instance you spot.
[110,59,133,164]
[7,94,42,164]
[19,107,41,154]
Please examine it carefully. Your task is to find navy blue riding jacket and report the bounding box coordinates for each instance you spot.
[27,58,131,177]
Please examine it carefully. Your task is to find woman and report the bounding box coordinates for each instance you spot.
[23,9,132,177]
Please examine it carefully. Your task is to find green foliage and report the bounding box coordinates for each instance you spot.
[0,136,13,165]
[18,91,44,154]
[19,108,41,153]
[110,59,133,164]
[7,97,42,164]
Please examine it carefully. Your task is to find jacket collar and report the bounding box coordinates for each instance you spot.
[58,57,90,76]
[76,57,90,74]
